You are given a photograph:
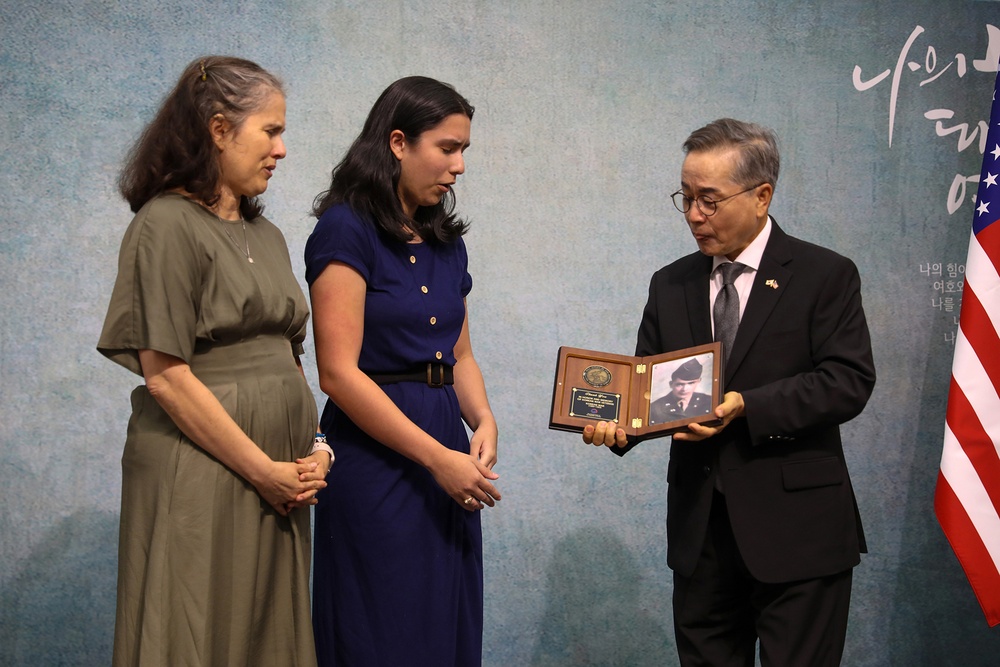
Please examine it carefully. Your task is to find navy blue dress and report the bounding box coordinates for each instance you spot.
[305,204,483,667]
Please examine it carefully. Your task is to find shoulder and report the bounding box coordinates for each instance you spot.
[247,212,284,240]
[313,203,369,234]
[769,223,858,272]
[121,193,210,250]
[649,249,708,285]
[305,203,382,283]
[140,192,208,224]
[787,235,853,265]
[308,203,376,250]
[432,234,469,261]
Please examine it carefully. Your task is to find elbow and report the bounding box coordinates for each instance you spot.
[851,366,877,416]
[835,379,876,424]
[143,368,185,408]
[145,375,168,402]
[318,375,338,399]
[318,367,355,402]
[141,357,196,405]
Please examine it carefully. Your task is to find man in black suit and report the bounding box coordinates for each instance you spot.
[583,118,875,666]
[649,357,712,424]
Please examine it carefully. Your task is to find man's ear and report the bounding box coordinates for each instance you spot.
[755,182,773,215]
[389,129,406,161]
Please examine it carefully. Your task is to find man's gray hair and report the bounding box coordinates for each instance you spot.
[683,118,780,188]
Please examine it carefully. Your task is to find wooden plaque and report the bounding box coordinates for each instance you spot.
[549,342,723,441]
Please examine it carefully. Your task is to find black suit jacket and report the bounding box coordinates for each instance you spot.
[624,222,875,583]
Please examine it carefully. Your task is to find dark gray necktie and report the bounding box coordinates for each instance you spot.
[714,262,746,359]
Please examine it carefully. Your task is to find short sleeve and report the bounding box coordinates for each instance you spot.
[97,199,202,375]
[304,205,376,285]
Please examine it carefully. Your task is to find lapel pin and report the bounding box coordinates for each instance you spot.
[765,279,779,289]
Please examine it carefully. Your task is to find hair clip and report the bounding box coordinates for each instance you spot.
[200,61,207,81]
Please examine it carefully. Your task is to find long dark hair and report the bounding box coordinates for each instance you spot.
[118,56,284,219]
[312,76,474,243]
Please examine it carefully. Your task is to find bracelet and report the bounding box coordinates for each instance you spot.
[312,433,334,476]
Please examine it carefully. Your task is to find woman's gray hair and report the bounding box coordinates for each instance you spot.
[196,56,285,130]
[119,56,284,218]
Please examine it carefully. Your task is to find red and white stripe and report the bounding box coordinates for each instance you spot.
[937,220,1000,626]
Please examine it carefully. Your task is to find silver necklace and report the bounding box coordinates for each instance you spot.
[218,214,254,263]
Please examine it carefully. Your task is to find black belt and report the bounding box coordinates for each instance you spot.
[367,363,454,387]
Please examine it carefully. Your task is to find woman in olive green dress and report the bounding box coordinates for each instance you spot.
[98,56,332,667]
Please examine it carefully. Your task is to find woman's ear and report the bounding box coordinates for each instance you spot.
[389,129,406,161]
[209,113,231,150]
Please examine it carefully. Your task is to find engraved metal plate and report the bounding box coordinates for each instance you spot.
[568,388,621,422]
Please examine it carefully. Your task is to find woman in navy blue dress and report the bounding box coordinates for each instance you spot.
[305,77,501,667]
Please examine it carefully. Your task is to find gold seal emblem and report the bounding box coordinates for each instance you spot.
[582,365,612,387]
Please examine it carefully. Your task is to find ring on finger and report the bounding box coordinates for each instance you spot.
[464,497,475,505]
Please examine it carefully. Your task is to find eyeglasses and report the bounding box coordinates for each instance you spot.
[670,183,765,217]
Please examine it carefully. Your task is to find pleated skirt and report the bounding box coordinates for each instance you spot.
[113,336,318,667]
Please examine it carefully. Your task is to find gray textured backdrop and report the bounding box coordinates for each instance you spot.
[2,0,1000,665]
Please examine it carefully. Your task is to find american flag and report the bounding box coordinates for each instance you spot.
[935,68,1000,627]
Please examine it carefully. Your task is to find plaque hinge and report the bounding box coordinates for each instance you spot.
[636,364,646,374]
[632,417,643,428]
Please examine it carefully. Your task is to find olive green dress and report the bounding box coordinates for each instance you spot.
[98,193,318,667]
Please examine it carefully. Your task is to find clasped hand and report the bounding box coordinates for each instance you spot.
[254,457,329,516]
[430,448,501,512]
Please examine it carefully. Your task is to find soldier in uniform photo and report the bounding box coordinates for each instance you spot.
[648,357,712,424]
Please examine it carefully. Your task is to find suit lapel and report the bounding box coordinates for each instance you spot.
[725,223,793,383]
[684,254,714,344]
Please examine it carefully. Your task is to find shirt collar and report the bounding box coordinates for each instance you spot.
[711,216,772,274]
